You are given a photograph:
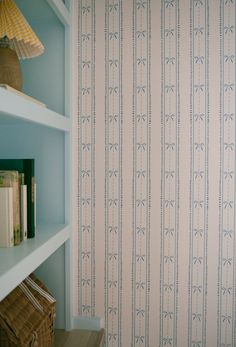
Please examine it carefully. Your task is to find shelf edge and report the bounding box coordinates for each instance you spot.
[0,88,70,132]
[0,225,70,302]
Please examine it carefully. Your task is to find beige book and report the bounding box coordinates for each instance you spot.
[0,171,21,245]
[21,184,27,241]
[0,187,14,247]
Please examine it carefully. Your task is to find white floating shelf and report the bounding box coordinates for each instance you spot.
[0,224,70,302]
[0,88,70,132]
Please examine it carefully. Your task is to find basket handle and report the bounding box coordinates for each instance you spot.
[19,283,44,314]
[25,277,56,304]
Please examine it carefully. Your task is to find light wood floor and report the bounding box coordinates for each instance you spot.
[54,329,105,347]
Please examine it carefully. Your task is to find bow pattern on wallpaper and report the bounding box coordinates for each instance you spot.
[78,0,96,317]
[105,1,123,345]
[188,2,209,347]
[160,1,179,346]
[77,1,236,346]
[132,0,151,345]
[218,1,236,346]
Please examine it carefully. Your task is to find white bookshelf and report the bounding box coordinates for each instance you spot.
[0,88,70,131]
[0,0,74,330]
[0,224,70,302]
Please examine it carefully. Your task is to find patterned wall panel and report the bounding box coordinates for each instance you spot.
[77,0,236,346]
[132,0,151,346]
[218,0,236,346]
[189,1,209,346]
[160,0,179,345]
[78,0,96,317]
[104,1,123,345]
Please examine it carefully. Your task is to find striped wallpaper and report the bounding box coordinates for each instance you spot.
[77,0,236,346]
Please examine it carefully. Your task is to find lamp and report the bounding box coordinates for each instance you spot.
[0,0,44,91]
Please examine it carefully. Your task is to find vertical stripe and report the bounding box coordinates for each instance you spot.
[78,0,96,317]
[218,0,236,346]
[132,0,151,346]
[188,1,209,346]
[160,0,179,346]
[104,1,123,345]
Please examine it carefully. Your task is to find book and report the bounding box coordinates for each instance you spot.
[34,183,36,229]
[0,171,20,245]
[21,184,27,241]
[0,159,36,238]
[0,187,14,247]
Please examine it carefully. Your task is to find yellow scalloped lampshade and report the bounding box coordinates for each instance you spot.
[0,0,44,59]
[0,0,45,91]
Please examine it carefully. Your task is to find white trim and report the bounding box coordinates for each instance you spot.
[70,0,79,318]
[46,0,71,26]
[64,0,78,331]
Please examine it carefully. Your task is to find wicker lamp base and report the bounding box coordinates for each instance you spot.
[0,47,23,91]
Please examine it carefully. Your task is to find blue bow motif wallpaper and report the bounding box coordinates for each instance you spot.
[77,0,236,346]
[218,0,235,346]
[188,0,209,346]
[78,0,95,318]
[133,0,151,345]
[104,0,123,343]
[160,1,179,345]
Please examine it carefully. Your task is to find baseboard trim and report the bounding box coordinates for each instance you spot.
[72,316,102,331]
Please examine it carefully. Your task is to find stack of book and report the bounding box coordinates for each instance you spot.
[0,159,36,247]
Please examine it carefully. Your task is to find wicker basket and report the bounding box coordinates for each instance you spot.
[0,274,56,347]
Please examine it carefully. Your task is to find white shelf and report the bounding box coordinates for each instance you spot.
[0,88,70,132]
[0,224,70,302]
[0,0,74,329]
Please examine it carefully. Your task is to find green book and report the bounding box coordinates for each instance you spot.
[0,171,20,245]
[0,159,35,238]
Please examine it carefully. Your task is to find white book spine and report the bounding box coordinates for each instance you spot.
[21,185,27,241]
[0,187,14,247]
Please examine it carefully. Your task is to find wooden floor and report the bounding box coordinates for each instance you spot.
[54,329,105,347]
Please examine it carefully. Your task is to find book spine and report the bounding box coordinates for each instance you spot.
[0,171,21,245]
[0,160,36,238]
[21,185,27,241]
[0,187,14,247]
[34,182,36,230]
[25,161,35,238]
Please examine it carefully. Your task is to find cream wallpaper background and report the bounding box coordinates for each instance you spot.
[76,0,236,346]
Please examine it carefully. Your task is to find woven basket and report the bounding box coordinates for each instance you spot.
[0,274,56,347]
